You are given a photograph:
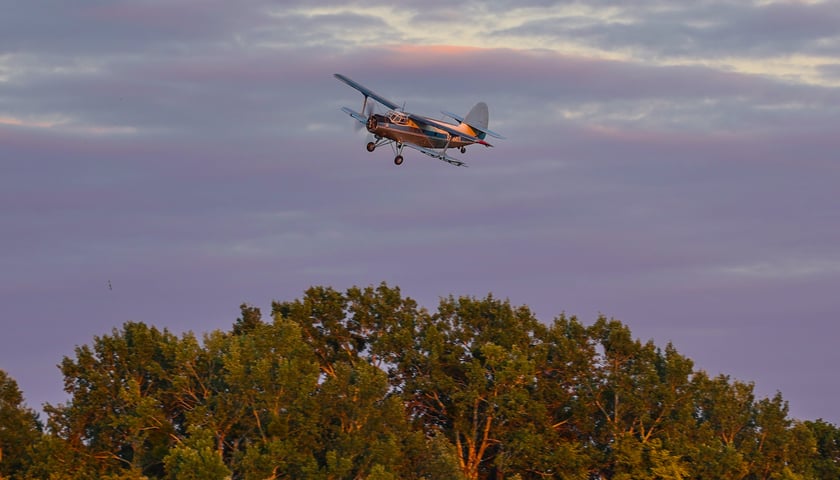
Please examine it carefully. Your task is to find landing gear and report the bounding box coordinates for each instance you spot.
[393,142,405,165]
[363,138,406,165]
[460,146,466,154]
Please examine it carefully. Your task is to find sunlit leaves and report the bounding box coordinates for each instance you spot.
[0,370,41,478]
[4,283,837,479]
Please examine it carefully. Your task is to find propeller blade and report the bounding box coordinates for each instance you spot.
[355,102,376,132]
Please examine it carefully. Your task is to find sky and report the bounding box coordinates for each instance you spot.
[1,0,839,424]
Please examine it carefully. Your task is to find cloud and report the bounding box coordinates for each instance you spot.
[819,63,840,80]
[715,258,840,281]
[4,0,839,144]
[0,0,269,56]
[7,41,838,153]
[491,1,840,60]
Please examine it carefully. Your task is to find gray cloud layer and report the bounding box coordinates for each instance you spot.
[493,1,840,59]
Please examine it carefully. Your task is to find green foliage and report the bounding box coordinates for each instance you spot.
[163,428,229,480]
[805,419,840,478]
[18,433,94,479]
[418,434,467,480]
[42,322,182,478]
[0,370,41,479]
[6,282,838,479]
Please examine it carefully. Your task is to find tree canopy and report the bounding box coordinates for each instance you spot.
[1,283,836,479]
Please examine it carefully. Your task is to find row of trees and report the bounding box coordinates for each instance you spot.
[1,283,839,479]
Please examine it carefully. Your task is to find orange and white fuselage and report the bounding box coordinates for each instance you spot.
[365,110,483,150]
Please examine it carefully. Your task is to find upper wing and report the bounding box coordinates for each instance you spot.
[403,143,468,167]
[334,74,401,111]
[409,114,493,147]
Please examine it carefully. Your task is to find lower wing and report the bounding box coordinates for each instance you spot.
[341,106,367,125]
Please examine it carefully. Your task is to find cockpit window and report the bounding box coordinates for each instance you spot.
[388,111,408,125]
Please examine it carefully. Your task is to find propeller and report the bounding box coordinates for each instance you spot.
[355,100,376,132]
[356,102,377,148]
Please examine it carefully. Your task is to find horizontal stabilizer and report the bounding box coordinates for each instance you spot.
[442,110,466,123]
[442,107,505,140]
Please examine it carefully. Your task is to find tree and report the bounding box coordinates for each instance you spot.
[15,283,831,479]
[580,318,694,479]
[270,283,423,374]
[396,294,544,480]
[0,370,41,479]
[505,314,592,479]
[207,317,322,478]
[745,393,801,479]
[690,372,755,479]
[272,285,358,380]
[313,361,412,478]
[805,419,840,479]
[273,284,443,479]
[45,322,182,477]
[232,303,263,336]
[168,320,318,478]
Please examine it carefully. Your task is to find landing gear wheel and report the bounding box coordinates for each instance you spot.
[394,155,404,165]
[366,142,376,152]
[460,146,466,154]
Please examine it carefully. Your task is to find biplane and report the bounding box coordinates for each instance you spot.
[335,73,504,167]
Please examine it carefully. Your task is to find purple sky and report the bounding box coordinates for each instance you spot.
[2,1,839,424]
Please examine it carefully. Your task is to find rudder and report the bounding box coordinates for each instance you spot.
[464,102,489,132]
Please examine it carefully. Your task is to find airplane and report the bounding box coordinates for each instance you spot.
[335,73,504,167]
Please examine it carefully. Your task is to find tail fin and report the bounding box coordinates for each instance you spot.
[464,102,490,132]
[442,103,505,140]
